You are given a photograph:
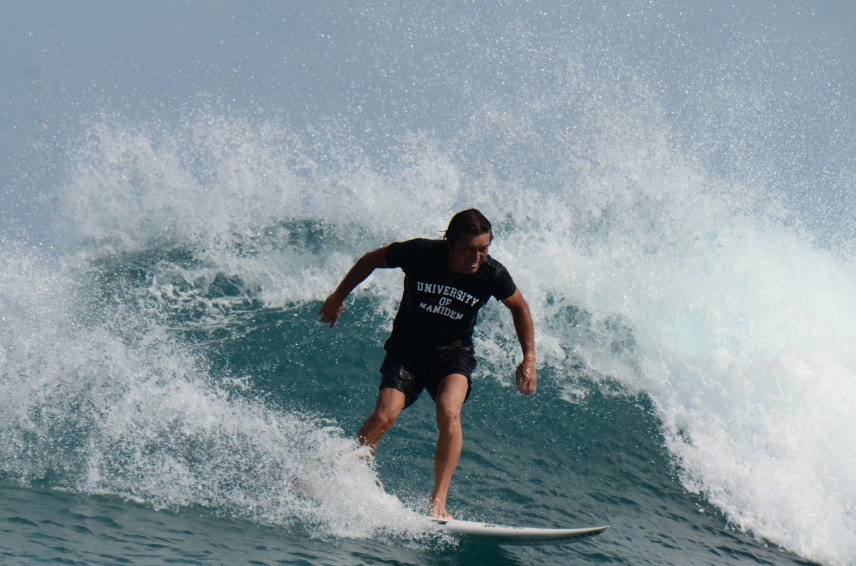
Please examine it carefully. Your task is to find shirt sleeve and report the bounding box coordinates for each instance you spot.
[491,261,517,301]
[384,238,424,269]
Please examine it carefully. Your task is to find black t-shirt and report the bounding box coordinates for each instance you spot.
[384,239,516,349]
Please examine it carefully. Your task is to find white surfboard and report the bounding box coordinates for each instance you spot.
[433,518,608,545]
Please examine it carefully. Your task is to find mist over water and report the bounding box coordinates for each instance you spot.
[2,2,855,564]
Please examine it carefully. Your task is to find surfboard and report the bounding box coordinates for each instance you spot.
[433,518,608,545]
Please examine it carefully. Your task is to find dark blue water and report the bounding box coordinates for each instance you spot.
[2,2,855,564]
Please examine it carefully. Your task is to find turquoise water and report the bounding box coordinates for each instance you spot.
[2,2,855,564]
[0,243,828,564]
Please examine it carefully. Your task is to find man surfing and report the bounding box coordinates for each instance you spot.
[318,209,536,520]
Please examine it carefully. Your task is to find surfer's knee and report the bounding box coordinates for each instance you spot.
[434,374,467,430]
[357,406,400,449]
[371,406,400,432]
[435,403,462,433]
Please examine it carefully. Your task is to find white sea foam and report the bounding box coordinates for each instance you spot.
[557,183,856,564]
[45,100,856,563]
[10,7,856,559]
[0,243,433,542]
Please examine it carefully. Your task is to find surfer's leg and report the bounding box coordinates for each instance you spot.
[357,387,406,454]
[360,356,422,453]
[430,373,469,520]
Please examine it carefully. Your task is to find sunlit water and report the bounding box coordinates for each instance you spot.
[2,2,854,564]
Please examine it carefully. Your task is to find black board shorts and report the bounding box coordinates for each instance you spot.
[379,339,476,408]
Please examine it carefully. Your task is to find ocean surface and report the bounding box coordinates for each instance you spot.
[2,2,855,564]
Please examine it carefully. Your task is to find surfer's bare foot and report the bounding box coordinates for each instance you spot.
[355,445,374,464]
[429,497,453,521]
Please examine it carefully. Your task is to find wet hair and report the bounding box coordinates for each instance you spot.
[443,209,493,246]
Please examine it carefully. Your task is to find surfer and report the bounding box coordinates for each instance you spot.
[318,209,536,520]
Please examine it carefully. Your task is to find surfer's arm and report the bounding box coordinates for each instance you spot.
[501,289,537,396]
[318,246,390,327]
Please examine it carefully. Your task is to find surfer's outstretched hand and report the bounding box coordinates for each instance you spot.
[516,359,537,396]
[318,294,345,327]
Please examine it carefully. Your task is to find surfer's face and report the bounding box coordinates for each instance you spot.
[447,232,491,274]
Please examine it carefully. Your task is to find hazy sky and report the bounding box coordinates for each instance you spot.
[2,1,854,245]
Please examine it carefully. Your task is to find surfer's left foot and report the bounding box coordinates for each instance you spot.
[429,498,453,521]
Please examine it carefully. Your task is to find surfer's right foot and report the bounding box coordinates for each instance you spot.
[354,441,375,464]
